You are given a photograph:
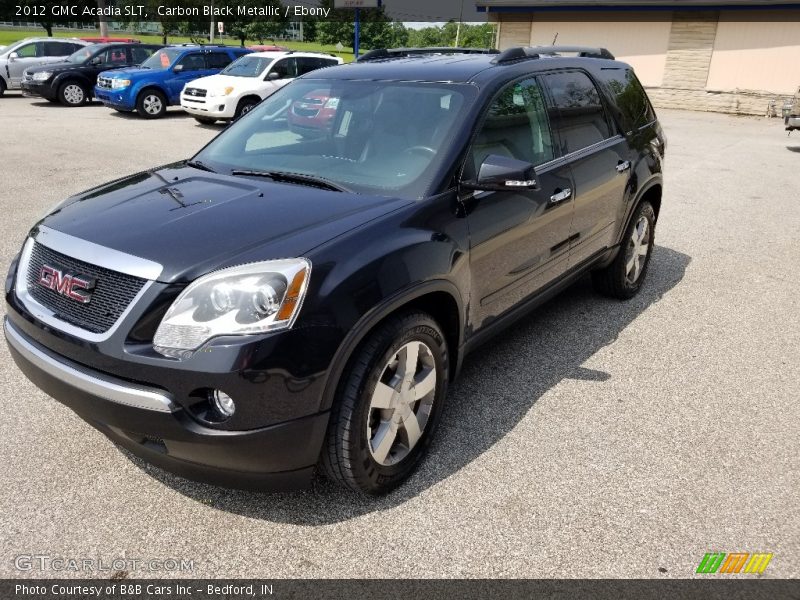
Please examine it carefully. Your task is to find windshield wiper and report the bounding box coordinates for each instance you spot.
[186,159,216,173]
[230,169,349,193]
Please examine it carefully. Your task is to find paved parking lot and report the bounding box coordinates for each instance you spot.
[0,96,798,579]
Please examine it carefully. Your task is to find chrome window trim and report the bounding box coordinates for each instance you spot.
[537,135,625,174]
[4,319,175,413]
[15,230,163,343]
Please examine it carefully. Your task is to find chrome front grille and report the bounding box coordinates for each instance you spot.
[25,242,147,334]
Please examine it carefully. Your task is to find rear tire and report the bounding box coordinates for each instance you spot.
[58,81,87,106]
[592,201,656,299]
[321,311,449,494]
[0,78,6,97]
[194,116,217,125]
[136,89,166,119]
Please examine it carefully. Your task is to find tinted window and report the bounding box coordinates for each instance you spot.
[470,78,554,175]
[269,58,297,79]
[43,41,72,57]
[178,53,206,72]
[597,68,656,134]
[15,42,39,58]
[131,46,157,64]
[207,52,233,69]
[295,57,336,76]
[544,71,613,155]
[97,47,128,65]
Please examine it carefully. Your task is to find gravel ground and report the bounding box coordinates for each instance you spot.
[0,96,798,579]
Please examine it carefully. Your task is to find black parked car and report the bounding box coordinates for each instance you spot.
[5,46,666,494]
[20,43,163,106]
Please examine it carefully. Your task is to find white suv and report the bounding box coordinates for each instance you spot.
[180,51,343,124]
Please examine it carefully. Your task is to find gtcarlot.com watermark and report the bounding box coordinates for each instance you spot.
[14,554,194,573]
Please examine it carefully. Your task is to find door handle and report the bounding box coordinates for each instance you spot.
[550,188,572,204]
[616,160,631,173]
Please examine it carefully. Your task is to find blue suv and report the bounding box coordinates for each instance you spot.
[94,45,251,118]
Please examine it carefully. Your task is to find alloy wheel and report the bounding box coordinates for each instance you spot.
[142,94,163,115]
[366,341,437,466]
[63,84,84,105]
[625,216,650,284]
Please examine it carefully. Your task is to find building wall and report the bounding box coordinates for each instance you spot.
[494,10,800,115]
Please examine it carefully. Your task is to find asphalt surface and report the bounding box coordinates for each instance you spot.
[0,95,798,579]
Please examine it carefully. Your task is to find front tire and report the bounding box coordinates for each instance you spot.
[136,89,167,119]
[592,201,656,299]
[321,311,449,494]
[58,81,87,106]
[233,97,258,120]
[0,78,6,97]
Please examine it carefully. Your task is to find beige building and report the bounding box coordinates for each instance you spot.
[478,0,800,115]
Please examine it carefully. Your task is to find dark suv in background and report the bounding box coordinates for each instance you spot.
[5,46,666,495]
[21,43,163,106]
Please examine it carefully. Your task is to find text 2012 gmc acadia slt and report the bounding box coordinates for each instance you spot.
[4,47,666,494]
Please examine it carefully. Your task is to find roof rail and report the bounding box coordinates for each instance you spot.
[358,47,499,62]
[493,46,615,64]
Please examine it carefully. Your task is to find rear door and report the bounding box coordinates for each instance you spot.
[466,76,575,330]
[541,70,631,268]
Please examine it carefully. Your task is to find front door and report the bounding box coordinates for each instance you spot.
[7,42,42,87]
[465,77,575,331]
[165,53,207,103]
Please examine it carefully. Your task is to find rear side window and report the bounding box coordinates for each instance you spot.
[207,52,233,69]
[470,77,554,176]
[543,71,613,155]
[43,41,72,57]
[131,46,157,64]
[597,68,656,134]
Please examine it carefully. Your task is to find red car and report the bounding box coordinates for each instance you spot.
[79,37,140,44]
[247,45,289,52]
[288,89,339,138]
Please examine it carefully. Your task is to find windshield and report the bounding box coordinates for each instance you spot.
[139,48,183,70]
[221,55,273,77]
[194,79,474,199]
[66,46,100,63]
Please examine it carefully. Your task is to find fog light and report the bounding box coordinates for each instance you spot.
[210,389,235,417]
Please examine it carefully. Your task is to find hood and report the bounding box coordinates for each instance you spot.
[38,163,411,283]
[184,74,244,90]
[100,66,161,80]
[26,61,82,75]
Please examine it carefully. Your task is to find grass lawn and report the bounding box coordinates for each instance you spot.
[0,29,355,62]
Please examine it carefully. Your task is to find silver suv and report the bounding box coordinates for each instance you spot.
[0,37,90,96]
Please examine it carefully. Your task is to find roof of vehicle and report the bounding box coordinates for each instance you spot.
[247,50,341,60]
[307,46,627,85]
[6,37,89,46]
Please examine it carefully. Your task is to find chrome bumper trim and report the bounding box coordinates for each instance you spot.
[4,319,176,413]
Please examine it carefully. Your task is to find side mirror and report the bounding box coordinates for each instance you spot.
[173,64,184,72]
[267,71,280,80]
[462,154,539,192]
[8,51,19,61]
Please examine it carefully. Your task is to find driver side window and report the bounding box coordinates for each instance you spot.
[470,78,554,177]
[177,54,205,72]
[15,43,39,58]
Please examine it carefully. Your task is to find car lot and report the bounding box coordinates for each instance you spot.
[0,96,798,578]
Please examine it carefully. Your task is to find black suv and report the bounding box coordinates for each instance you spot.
[21,43,163,106]
[4,46,665,494]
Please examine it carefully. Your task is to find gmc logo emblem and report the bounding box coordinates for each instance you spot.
[38,265,94,304]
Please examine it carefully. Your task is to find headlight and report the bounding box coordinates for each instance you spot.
[324,97,339,109]
[111,78,131,89]
[153,258,311,357]
[209,86,234,97]
[32,71,52,81]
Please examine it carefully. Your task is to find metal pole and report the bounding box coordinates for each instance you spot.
[354,8,360,58]
[209,0,215,43]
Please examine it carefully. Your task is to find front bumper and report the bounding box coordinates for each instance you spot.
[4,317,329,490]
[95,87,134,110]
[180,93,236,119]
[20,80,54,99]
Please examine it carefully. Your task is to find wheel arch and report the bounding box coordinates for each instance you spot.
[618,177,662,246]
[319,281,465,413]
